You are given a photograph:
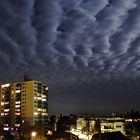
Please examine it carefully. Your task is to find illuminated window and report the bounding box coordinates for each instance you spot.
[4,124,9,126]
[42,113,48,116]
[37,108,42,111]
[5,102,9,105]
[3,127,9,131]
[15,124,20,127]
[37,97,42,100]
[15,101,21,104]
[42,95,46,98]
[15,90,20,93]
[42,109,46,112]
[4,109,10,112]
[42,99,46,101]
[15,105,21,108]
[1,102,4,106]
[34,112,38,116]
[15,113,20,115]
[15,109,20,112]
[1,84,10,88]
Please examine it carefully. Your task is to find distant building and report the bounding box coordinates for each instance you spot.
[77,117,96,133]
[70,117,126,140]
[0,80,48,131]
[71,117,97,140]
[77,117,87,131]
[100,117,126,135]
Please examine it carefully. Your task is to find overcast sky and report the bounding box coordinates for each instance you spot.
[0,0,140,115]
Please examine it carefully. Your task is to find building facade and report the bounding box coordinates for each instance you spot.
[0,80,48,131]
[100,118,126,135]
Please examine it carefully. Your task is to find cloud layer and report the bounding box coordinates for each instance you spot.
[0,0,140,114]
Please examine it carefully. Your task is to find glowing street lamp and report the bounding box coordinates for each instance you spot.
[31,131,37,140]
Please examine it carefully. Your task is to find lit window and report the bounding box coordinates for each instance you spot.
[42,113,48,116]
[1,84,10,88]
[15,105,21,108]
[15,101,21,104]
[3,127,9,131]
[15,113,20,115]
[37,108,42,111]
[42,99,46,101]
[1,102,4,106]
[34,112,38,116]
[15,124,20,127]
[42,95,46,98]
[15,109,20,112]
[4,124,9,126]
[37,97,42,100]
[42,109,46,112]
[15,90,20,93]
[4,109,10,112]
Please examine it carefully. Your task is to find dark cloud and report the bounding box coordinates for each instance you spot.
[0,0,140,115]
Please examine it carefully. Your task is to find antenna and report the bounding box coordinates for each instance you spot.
[24,73,30,81]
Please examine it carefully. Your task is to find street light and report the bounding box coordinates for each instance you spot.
[31,131,37,140]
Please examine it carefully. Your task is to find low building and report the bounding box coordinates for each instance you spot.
[77,117,87,131]
[100,117,126,135]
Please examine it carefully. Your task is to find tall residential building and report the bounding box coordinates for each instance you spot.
[0,80,48,131]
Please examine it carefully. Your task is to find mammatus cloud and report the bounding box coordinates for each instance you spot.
[0,0,140,114]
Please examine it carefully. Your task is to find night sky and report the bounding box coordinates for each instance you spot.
[0,0,140,115]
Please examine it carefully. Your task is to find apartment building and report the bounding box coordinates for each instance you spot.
[0,80,48,131]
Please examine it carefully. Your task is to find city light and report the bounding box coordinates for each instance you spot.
[47,130,53,135]
[31,131,37,140]
[31,131,37,137]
